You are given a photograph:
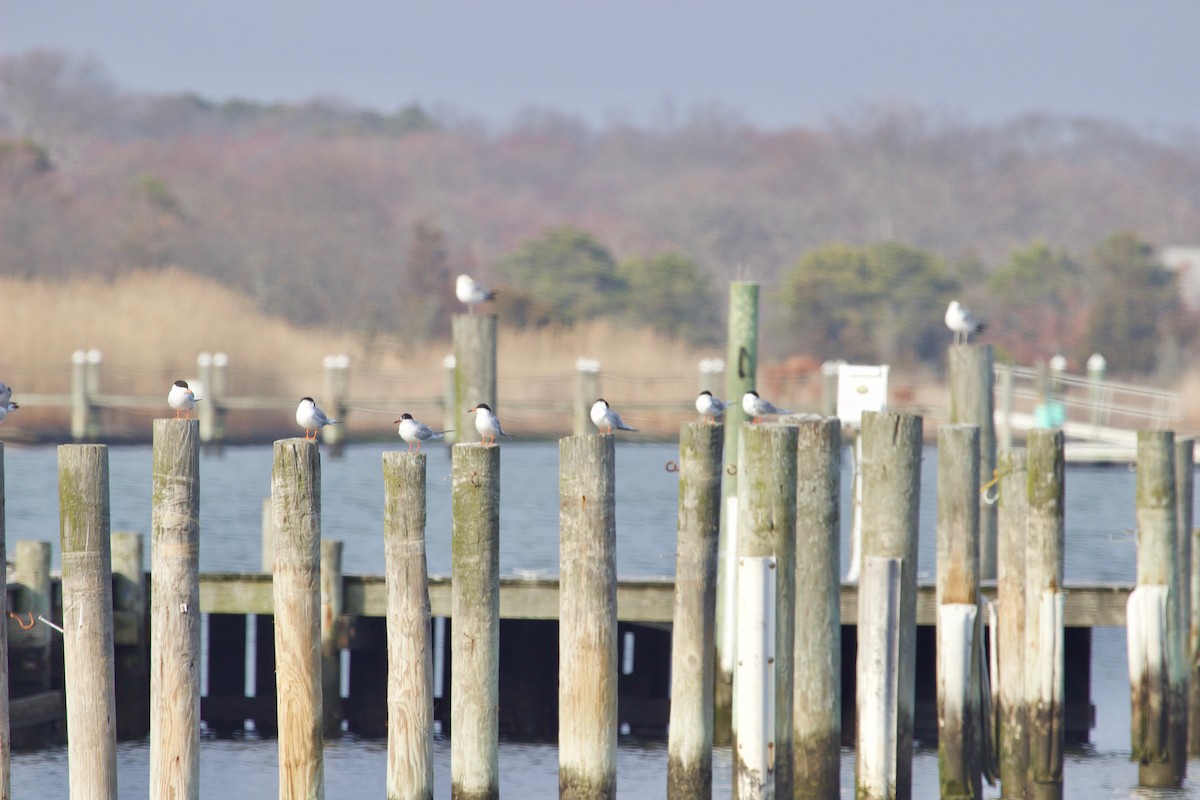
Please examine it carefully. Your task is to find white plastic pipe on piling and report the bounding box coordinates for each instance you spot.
[735,556,776,800]
[857,556,902,800]
[1032,589,1065,796]
[1128,585,1170,763]
[937,603,978,796]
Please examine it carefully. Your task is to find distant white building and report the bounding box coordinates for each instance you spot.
[1162,246,1200,310]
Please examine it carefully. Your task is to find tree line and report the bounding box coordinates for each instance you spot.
[2,50,1199,374]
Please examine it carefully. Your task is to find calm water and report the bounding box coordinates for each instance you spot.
[2,439,1194,798]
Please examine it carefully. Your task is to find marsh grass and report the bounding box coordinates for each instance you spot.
[0,268,749,438]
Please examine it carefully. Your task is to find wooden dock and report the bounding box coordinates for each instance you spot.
[8,572,1124,742]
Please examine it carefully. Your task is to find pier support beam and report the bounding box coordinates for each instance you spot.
[667,423,722,800]
[150,418,200,799]
[997,448,1030,798]
[452,443,500,800]
[272,438,324,798]
[1130,430,1186,788]
[855,411,922,800]
[59,444,118,798]
[384,451,435,800]
[1026,429,1065,800]
[793,419,842,798]
[559,434,617,800]
[715,281,758,745]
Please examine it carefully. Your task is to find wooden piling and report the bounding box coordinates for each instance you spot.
[0,444,7,800]
[453,314,498,443]
[112,531,149,739]
[272,438,324,799]
[667,423,722,800]
[322,355,350,452]
[452,443,501,800]
[1130,430,1186,787]
[996,448,1030,798]
[574,359,601,436]
[1174,438,1200,757]
[320,539,344,739]
[383,451,435,800]
[58,444,118,798]
[856,410,923,800]
[10,539,51,749]
[793,419,841,798]
[949,344,997,581]
[559,434,617,800]
[936,424,982,800]
[736,422,798,798]
[150,417,200,799]
[715,280,759,744]
[1026,429,1065,800]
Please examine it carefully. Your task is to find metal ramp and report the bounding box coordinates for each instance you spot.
[994,364,1181,462]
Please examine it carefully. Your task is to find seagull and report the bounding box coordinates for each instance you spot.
[168,380,197,419]
[394,413,451,452]
[695,390,729,424]
[590,398,638,434]
[0,383,18,424]
[742,390,792,424]
[469,403,509,445]
[945,300,986,345]
[456,274,497,314]
[296,397,339,440]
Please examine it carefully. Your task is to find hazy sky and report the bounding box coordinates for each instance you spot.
[3,1,1199,132]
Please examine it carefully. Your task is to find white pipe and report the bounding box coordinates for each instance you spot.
[1038,589,1066,721]
[735,556,776,799]
[719,495,739,677]
[847,434,863,583]
[857,556,901,800]
[938,604,977,725]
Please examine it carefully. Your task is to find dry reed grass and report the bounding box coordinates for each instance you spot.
[0,268,745,438]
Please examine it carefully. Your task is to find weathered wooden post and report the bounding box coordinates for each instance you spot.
[59,444,118,798]
[320,539,344,738]
[1174,438,1200,757]
[443,354,458,444]
[667,423,722,800]
[819,360,840,418]
[715,280,758,743]
[70,349,103,441]
[1129,430,1186,787]
[11,539,51,748]
[996,363,1014,452]
[150,418,200,799]
[272,438,324,799]
[734,422,792,796]
[453,313,498,444]
[936,424,982,800]
[322,354,350,453]
[1026,429,1065,800]
[0,444,8,799]
[384,451,435,800]
[452,442,500,800]
[736,423,797,799]
[261,496,274,571]
[855,410,922,800]
[793,418,841,798]
[574,358,601,436]
[112,531,149,739]
[559,434,618,799]
[197,351,215,443]
[997,448,1030,798]
[949,344,997,581]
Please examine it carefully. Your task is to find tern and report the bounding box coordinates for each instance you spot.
[695,390,729,424]
[590,398,638,434]
[296,397,339,440]
[395,413,451,452]
[168,380,197,419]
[742,390,792,424]
[469,403,509,445]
